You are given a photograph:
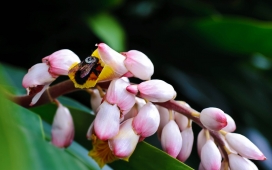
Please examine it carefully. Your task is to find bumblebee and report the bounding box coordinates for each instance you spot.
[68,56,103,88]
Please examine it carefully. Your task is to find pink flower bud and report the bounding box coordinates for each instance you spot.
[123,50,154,80]
[200,107,227,131]
[94,101,120,140]
[22,63,56,89]
[222,113,236,132]
[97,43,128,76]
[228,153,258,170]
[225,133,266,160]
[106,78,135,114]
[161,120,182,158]
[132,102,160,137]
[22,63,56,106]
[156,105,170,140]
[175,112,189,131]
[51,104,74,148]
[42,49,80,76]
[177,126,194,162]
[108,118,140,159]
[138,80,176,102]
[201,140,221,170]
[90,89,103,114]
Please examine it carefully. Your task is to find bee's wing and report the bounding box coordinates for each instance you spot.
[79,63,96,78]
[68,62,82,75]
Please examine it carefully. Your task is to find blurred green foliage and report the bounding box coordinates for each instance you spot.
[1,0,272,169]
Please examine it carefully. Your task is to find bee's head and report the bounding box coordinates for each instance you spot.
[85,56,98,64]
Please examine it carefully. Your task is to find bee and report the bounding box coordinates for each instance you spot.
[68,56,103,88]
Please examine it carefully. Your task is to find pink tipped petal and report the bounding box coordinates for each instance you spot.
[22,63,56,88]
[94,101,120,140]
[126,85,139,95]
[123,50,154,80]
[222,113,236,132]
[132,102,160,137]
[161,120,182,158]
[108,118,140,158]
[90,89,103,114]
[201,140,221,170]
[97,43,128,76]
[177,127,194,162]
[138,79,176,102]
[200,107,227,131]
[156,105,170,140]
[225,133,266,160]
[106,78,136,114]
[42,49,80,76]
[228,154,257,170]
[51,104,74,148]
[175,112,189,131]
[122,71,134,78]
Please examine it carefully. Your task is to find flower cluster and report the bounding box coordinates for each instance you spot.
[21,43,266,169]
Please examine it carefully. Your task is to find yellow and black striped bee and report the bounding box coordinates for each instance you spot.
[68,56,103,88]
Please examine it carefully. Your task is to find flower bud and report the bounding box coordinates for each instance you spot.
[138,80,176,102]
[132,102,160,137]
[201,140,221,170]
[177,126,194,162]
[51,103,74,148]
[42,49,80,76]
[161,120,182,158]
[123,50,154,80]
[106,78,135,114]
[228,153,258,170]
[200,107,227,131]
[108,118,140,159]
[97,43,128,76]
[22,63,56,106]
[225,133,266,160]
[94,101,120,140]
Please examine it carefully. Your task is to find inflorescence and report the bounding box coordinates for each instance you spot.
[14,43,266,169]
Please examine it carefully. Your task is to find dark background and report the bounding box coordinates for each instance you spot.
[1,0,272,169]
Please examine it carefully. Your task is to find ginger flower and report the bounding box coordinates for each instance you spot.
[68,43,129,88]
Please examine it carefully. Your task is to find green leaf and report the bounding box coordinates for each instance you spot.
[0,96,102,170]
[190,16,272,56]
[87,12,126,51]
[109,142,193,170]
